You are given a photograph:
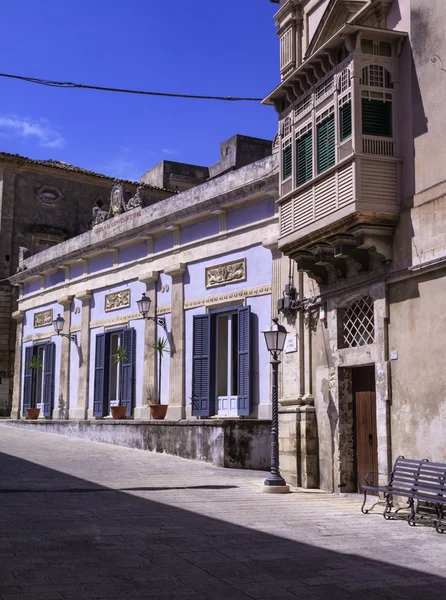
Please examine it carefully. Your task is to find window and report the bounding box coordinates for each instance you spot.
[93,328,135,417]
[317,108,335,173]
[341,296,375,348]
[296,126,313,185]
[192,307,251,417]
[22,343,55,417]
[339,93,352,141]
[295,95,312,120]
[339,68,351,93]
[282,137,292,180]
[316,76,334,101]
[361,66,393,138]
[361,39,392,57]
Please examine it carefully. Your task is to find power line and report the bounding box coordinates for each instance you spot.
[0,72,263,102]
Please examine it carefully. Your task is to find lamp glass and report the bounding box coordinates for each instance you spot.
[53,314,65,334]
[137,293,151,316]
[263,318,288,353]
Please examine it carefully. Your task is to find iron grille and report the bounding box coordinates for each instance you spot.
[342,296,374,348]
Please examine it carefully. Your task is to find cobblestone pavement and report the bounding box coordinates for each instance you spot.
[0,425,445,600]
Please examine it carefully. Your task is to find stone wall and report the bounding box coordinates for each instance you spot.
[5,420,271,470]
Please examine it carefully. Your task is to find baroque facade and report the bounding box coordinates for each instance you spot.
[9,138,304,458]
[267,0,446,489]
[0,153,173,416]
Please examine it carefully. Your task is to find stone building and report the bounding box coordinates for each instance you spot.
[266,0,446,489]
[0,153,174,416]
[8,136,290,468]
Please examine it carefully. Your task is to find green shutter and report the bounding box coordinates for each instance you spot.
[340,102,352,141]
[296,132,313,185]
[317,115,335,173]
[282,143,292,180]
[362,99,392,137]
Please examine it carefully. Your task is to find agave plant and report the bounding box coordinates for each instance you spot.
[26,354,43,371]
[149,337,171,405]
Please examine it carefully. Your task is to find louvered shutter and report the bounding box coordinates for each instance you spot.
[121,328,135,417]
[192,314,211,417]
[237,306,251,416]
[42,342,55,417]
[296,132,313,185]
[282,143,292,180]
[317,115,335,173]
[362,99,392,137]
[93,333,106,417]
[340,101,352,141]
[22,346,34,415]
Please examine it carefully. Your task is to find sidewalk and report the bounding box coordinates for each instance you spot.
[0,425,445,599]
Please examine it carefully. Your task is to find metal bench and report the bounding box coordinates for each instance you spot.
[361,456,446,533]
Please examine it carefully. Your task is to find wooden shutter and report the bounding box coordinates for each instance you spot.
[192,314,211,417]
[237,306,251,416]
[282,142,292,180]
[317,114,335,173]
[22,346,34,415]
[362,99,392,137]
[93,333,107,417]
[42,342,55,417]
[340,101,352,141]
[296,132,312,185]
[121,328,135,417]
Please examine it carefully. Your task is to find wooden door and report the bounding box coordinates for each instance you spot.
[353,366,378,493]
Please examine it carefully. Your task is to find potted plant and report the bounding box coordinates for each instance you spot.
[26,354,42,419]
[110,346,129,419]
[148,337,170,420]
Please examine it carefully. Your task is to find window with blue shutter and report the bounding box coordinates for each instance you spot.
[22,346,34,415]
[362,99,392,137]
[296,132,313,185]
[42,342,55,417]
[339,101,352,141]
[192,314,211,417]
[93,333,107,417]
[121,328,135,417]
[237,306,251,416]
[317,114,335,173]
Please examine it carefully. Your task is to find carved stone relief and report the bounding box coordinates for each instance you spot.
[92,182,145,227]
[36,185,64,205]
[205,258,246,289]
[105,289,131,312]
[34,309,53,328]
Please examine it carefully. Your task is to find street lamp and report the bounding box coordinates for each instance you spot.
[53,314,77,343]
[262,317,290,493]
[137,293,167,330]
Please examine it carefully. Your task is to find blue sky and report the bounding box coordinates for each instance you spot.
[0,1,279,182]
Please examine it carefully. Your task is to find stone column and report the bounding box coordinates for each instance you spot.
[164,263,186,420]
[135,271,159,419]
[54,296,73,419]
[10,310,24,419]
[72,290,92,420]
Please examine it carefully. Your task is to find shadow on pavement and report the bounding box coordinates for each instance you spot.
[0,451,445,600]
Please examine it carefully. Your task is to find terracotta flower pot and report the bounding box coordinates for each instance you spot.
[26,408,40,420]
[110,406,127,419]
[149,404,168,420]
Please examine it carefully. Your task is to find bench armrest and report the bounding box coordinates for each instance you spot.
[364,471,391,486]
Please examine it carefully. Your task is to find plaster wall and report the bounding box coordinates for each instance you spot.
[157,272,172,307]
[45,271,65,289]
[23,279,41,295]
[226,197,274,231]
[246,294,272,409]
[88,254,113,275]
[157,317,171,405]
[90,280,145,322]
[70,263,84,280]
[71,298,82,328]
[119,242,147,265]
[180,217,219,246]
[388,270,446,462]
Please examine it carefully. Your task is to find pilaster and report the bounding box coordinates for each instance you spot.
[54,295,73,419]
[72,290,92,420]
[135,271,159,420]
[10,310,24,419]
[164,262,186,420]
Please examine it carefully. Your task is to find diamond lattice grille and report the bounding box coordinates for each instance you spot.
[342,296,375,348]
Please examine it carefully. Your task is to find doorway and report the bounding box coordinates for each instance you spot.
[215,312,238,416]
[352,366,378,493]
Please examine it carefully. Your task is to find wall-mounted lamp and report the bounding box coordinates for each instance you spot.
[277,283,322,317]
[53,314,77,343]
[137,293,167,330]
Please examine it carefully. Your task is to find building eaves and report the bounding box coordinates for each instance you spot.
[0,152,177,193]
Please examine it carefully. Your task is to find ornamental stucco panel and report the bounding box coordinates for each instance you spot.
[34,309,53,328]
[205,258,246,289]
[104,289,131,312]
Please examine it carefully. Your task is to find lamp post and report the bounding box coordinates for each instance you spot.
[136,293,167,330]
[53,314,77,343]
[262,317,290,493]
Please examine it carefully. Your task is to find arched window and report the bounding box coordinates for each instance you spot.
[341,296,375,348]
[361,65,393,138]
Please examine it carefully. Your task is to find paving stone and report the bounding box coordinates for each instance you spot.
[1,425,446,600]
